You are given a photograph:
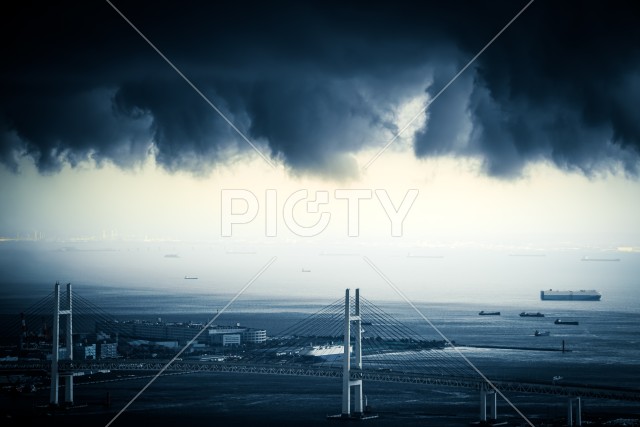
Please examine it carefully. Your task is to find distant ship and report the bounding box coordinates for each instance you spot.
[534,330,550,336]
[299,344,351,361]
[554,319,579,325]
[301,269,311,273]
[478,311,500,316]
[540,289,601,301]
[581,256,620,262]
[520,312,545,317]
[184,276,198,280]
[508,254,546,257]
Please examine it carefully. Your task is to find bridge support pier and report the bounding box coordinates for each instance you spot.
[49,282,73,407]
[479,384,497,422]
[567,397,582,426]
[341,287,351,416]
[341,288,364,417]
[331,288,376,421]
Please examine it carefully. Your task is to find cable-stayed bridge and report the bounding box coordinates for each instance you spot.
[1,284,639,426]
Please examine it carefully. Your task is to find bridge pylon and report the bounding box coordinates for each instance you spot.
[567,397,582,426]
[50,282,74,407]
[329,288,377,421]
[479,383,497,422]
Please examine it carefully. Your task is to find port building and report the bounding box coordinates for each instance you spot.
[95,320,266,346]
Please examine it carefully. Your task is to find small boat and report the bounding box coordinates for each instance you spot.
[520,312,545,317]
[478,311,500,316]
[534,330,550,336]
[301,269,311,273]
[554,319,578,325]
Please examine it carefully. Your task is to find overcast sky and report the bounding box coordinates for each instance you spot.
[1,0,639,252]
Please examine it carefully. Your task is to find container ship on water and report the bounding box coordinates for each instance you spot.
[540,289,601,301]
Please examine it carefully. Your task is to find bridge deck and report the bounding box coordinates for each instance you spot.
[3,360,639,403]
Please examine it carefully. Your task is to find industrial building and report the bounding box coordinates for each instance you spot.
[73,343,96,360]
[96,319,267,346]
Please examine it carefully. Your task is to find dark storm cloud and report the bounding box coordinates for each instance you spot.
[416,1,640,177]
[1,1,639,178]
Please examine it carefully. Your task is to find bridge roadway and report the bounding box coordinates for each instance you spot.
[3,360,640,403]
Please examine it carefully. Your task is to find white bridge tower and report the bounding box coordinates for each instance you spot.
[332,288,377,420]
[50,282,74,406]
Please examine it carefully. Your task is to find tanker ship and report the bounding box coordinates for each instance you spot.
[540,289,601,301]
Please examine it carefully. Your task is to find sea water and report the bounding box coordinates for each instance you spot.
[1,241,638,425]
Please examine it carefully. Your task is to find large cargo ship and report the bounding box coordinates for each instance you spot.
[520,312,545,317]
[540,289,601,301]
[554,318,579,325]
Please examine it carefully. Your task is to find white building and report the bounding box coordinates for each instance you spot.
[242,329,267,344]
[221,334,241,346]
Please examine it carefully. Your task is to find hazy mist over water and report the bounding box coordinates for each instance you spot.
[1,240,638,313]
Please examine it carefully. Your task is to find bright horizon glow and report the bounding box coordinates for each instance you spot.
[1,146,638,251]
[1,146,639,305]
